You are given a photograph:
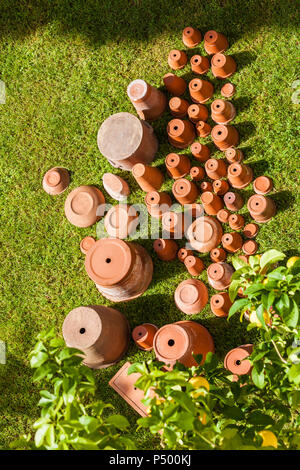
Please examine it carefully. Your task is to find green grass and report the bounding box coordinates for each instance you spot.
[0,0,299,450]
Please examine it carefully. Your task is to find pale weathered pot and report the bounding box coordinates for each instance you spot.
[187,216,223,253]
[102,173,130,201]
[127,79,166,121]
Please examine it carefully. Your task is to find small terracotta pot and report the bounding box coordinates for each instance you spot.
[172,178,198,205]
[223,191,244,211]
[132,323,158,351]
[102,173,130,201]
[204,30,229,55]
[65,185,105,228]
[210,292,232,317]
[242,239,258,255]
[190,166,205,181]
[189,78,214,104]
[217,208,231,224]
[162,211,185,238]
[253,176,273,195]
[187,103,209,123]
[165,153,191,179]
[145,191,172,218]
[190,142,211,162]
[187,216,223,253]
[211,99,236,124]
[207,262,234,290]
[178,247,193,262]
[168,49,188,70]
[205,158,227,180]
[225,147,243,163]
[167,118,196,149]
[222,232,243,253]
[213,179,229,195]
[227,162,253,189]
[184,203,204,219]
[80,236,96,255]
[211,53,237,79]
[210,247,227,263]
[127,79,166,121]
[132,163,164,192]
[229,213,245,231]
[190,55,210,74]
[104,204,139,239]
[201,191,224,215]
[224,344,253,376]
[211,124,239,151]
[243,223,259,238]
[62,305,129,369]
[169,96,189,117]
[174,279,208,314]
[221,83,236,98]
[247,194,276,223]
[42,167,70,195]
[196,120,211,138]
[153,238,178,261]
[163,73,187,96]
[184,255,205,276]
[182,26,202,48]
[200,181,213,192]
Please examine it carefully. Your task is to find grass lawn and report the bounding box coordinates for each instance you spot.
[0,0,299,450]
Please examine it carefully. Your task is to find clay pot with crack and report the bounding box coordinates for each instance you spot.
[213,179,229,195]
[174,279,208,314]
[167,118,196,148]
[153,238,178,261]
[229,213,245,230]
[223,191,244,211]
[210,247,227,263]
[162,211,185,238]
[189,78,214,104]
[201,191,224,215]
[165,153,191,179]
[217,208,231,224]
[145,191,172,218]
[168,50,188,70]
[222,232,243,253]
[227,162,253,189]
[224,344,253,376]
[190,166,205,181]
[187,216,223,253]
[132,163,164,192]
[205,158,227,180]
[247,194,276,223]
[187,103,209,123]
[242,240,258,255]
[169,96,189,118]
[221,83,236,98]
[172,178,198,205]
[178,247,193,262]
[243,223,259,238]
[42,167,70,195]
[253,176,273,195]
[211,53,237,79]
[127,79,166,121]
[204,30,228,55]
[104,204,139,239]
[163,73,187,95]
[132,323,158,351]
[190,142,210,162]
[196,120,211,138]
[184,255,205,276]
[65,185,105,228]
[211,124,239,151]
[182,26,202,48]
[200,181,213,192]
[80,236,96,255]
[190,55,210,74]
[102,173,130,201]
[225,147,243,163]
[211,292,232,317]
[207,262,234,290]
[211,99,236,124]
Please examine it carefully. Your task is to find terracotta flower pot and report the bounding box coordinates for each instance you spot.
[165,153,191,179]
[174,279,208,314]
[242,239,258,255]
[184,255,205,276]
[132,323,158,351]
[154,320,214,367]
[221,83,236,98]
[227,162,253,189]
[102,173,130,201]
[145,191,172,218]
[187,216,223,253]
[211,99,236,124]
[225,147,243,163]
[200,181,213,192]
[132,163,164,192]
[223,191,244,211]
[167,118,196,149]
[182,26,202,48]
[172,178,198,205]
[187,103,209,123]
[213,179,229,195]
[178,247,193,262]
[168,49,188,70]
[207,262,234,290]
[189,78,214,104]
[211,53,237,79]
[42,167,70,195]
[190,142,210,162]
[201,191,224,215]
[196,120,211,138]
[80,236,96,255]
[229,213,245,231]
[153,238,178,261]
[222,232,243,253]
[224,344,253,376]
[205,158,227,180]
[211,124,239,151]
[97,112,158,170]
[127,79,166,121]
[65,185,105,228]
[247,194,276,223]
[210,247,227,263]
[253,176,273,195]
[190,55,210,74]
[163,73,187,96]
[217,208,231,224]
[210,292,232,317]
[162,211,185,238]
[62,305,129,369]
[190,166,205,181]
[243,223,259,238]
[104,204,139,239]
[184,203,204,219]
[85,238,153,302]
[204,30,228,55]
[169,96,189,118]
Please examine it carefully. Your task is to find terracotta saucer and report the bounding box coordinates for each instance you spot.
[64,185,105,227]
[42,167,70,195]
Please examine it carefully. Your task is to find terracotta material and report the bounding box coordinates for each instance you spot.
[222,232,243,253]
[145,191,172,218]
[184,255,205,276]
[165,153,191,179]
[162,211,185,238]
[242,240,258,255]
[211,124,239,151]
[184,203,204,219]
[168,50,188,70]
[62,305,129,369]
[213,179,229,195]
[153,238,178,261]
[224,344,253,376]
[196,120,211,138]
[172,178,198,205]
[187,216,223,253]
[243,223,259,238]
[225,147,243,163]
[167,118,196,149]
[182,27,202,48]
[85,238,153,302]
[204,30,228,55]
[102,173,130,201]
[190,55,210,75]
[253,176,273,195]
[228,162,253,189]
[187,104,208,123]
[189,78,214,104]
[42,167,70,195]
[127,79,166,121]
[174,279,208,314]
[163,73,187,96]
[211,99,236,124]
[169,96,189,118]
[217,208,231,224]
[207,262,234,290]
[104,204,139,239]
[154,320,214,367]
[200,181,213,192]
[229,213,245,231]
[132,323,158,351]
[178,247,193,262]
[223,191,244,211]
[247,194,276,223]
[211,53,237,79]
[190,142,210,162]
[132,163,164,192]
[201,191,224,215]
[97,112,158,171]
[190,166,205,181]
[221,83,236,98]
[80,236,96,255]
[65,185,105,228]
[210,292,232,317]
[210,247,227,263]
[205,158,227,180]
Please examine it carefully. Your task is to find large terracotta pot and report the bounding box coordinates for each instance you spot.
[132,163,164,192]
[182,26,202,48]
[211,124,239,150]
[167,118,195,148]
[189,78,214,103]
[211,53,237,79]
[102,173,130,201]
[172,178,198,204]
[165,153,191,179]
[224,344,253,375]
[187,216,223,253]
[204,30,228,55]
[168,49,188,70]
[227,162,253,189]
[127,79,166,121]
[211,99,236,124]
[43,167,70,195]
[207,262,234,290]
[247,194,276,223]
[64,185,105,228]
[163,73,187,95]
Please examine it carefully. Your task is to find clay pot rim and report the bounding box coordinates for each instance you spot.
[153,324,190,361]
[224,344,253,375]
[43,167,70,195]
[243,223,259,238]
[127,79,150,102]
[80,236,96,255]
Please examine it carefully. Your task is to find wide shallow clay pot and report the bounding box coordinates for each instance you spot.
[187,216,223,253]
[64,185,105,228]
[182,26,202,48]
[97,112,158,170]
[172,178,198,205]
[168,49,188,70]
[221,83,236,98]
[211,99,236,124]
[187,103,208,123]
[190,166,205,181]
[211,53,237,79]
[190,55,210,74]
[132,163,164,192]
[207,262,234,290]
[242,239,258,255]
[222,232,243,253]
[169,96,189,117]
[163,73,187,95]
[184,255,205,276]
[201,191,224,215]
[204,30,228,55]
[247,194,276,223]
[223,191,244,211]
[154,321,214,367]
[80,236,96,255]
[178,247,193,262]
[127,79,166,121]
[210,247,227,263]
[229,213,245,230]
[253,176,273,195]
[153,238,178,261]
[132,323,158,351]
[62,305,129,369]
[225,147,243,163]
[243,223,259,238]
[190,142,210,162]
[196,120,211,138]
[189,78,214,104]
[102,173,130,201]
[42,167,70,195]
[211,124,239,151]
[85,238,153,302]
[210,292,232,317]
[200,181,213,192]
[162,211,185,238]
[227,162,253,189]
[104,204,139,239]
[167,118,196,149]
[217,208,231,224]
[213,179,229,195]
[165,153,191,179]
[145,191,172,218]
[224,344,253,376]
[175,279,208,315]
[205,158,227,180]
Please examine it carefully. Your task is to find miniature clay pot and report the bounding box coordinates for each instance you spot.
[169,96,189,118]
[213,179,229,195]
[189,78,214,104]
[223,191,244,211]
[210,292,232,317]
[187,216,223,253]
[196,120,211,138]
[211,53,237,79]
[200,181,213,192]
[85,238,153,302]
[182,26,202,48]
[97,112,158,170]
[204,30,229,55]
[174,279,208,314]
[132,323,158,351]
[210,247,227,263]
[65,185,105,228]
[62,305,129,369]
[162,211,185,238]
[224,344,253,376]
[242,240,258,255]
[221,83,236,98]
[211,124,239,151]
[178,247,193,262]
[153,238,178,261]
[167,119,196,149]
[145,191,172,218]
[165,153,191,179]
[190,55,210,74]
[127,79,166,121]
[217,208,231,224]
[184,255,205,276]
[80,236,96,255]
[247,194,276,223]
[201,191,224,215]
[211,99,236,124]
[168,49,188,70]
[190,142,211,162]
[163,73,187,96]
[104,204,139,239]
[229,213,245,231]
[205,158,227,180]
[102,173,130,201]
[243,223,259,238]
[172,178,198,205]
[190,166,205,181]
[222,232,243,253]
[132,163,164,192]
[225,147,243,163]
[42,167,70,195]
[253,176,273,195]
[207,262,234,290]
[187,103,209,123]
[227,162,253,189]
[154,320,214,367]
[184,203,204,219]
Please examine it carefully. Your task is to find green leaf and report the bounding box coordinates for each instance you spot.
[251,366,265,389]
[247,410,274,425]
[30,352,49,369]
[34,424,50,448]
[163,427,177,447]
[288,364,300,385]
[260,249,285,271]
[244,284,266,296]
[229,280,241,302]
[127,362,148,376]
[228,298,250,320]
[256,304,266,328]
[283,300,299,327]
[231,256,248,271]
[169,390,196,414]
[106,414,130,430]
[78,416,100,433]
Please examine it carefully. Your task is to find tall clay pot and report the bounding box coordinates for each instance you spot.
[211,53,237,79]
[163,73,187,95]
[204,30,228,55]
[247,194,276,223]
[127,79,166,121]
[187,216,223,253]
[207,262,234,290]
[189,78,214,103]
[211,124,239,151]
[227,162,253,189]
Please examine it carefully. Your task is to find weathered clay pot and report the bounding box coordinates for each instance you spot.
[184,203,204,219]
[174,279,208,314]
[168,49,188,70]
[200,181,213,192]
[97,112,158,170]
[211,53,237,79]
[227,162,253,189]
[182,27,202,48]
[65,185,105,228]
[211,99,236,124]
[154,320,214,367]
[190,55,210,74]
[201,191,224,215]
[184,255,205,276]
[102,173,130,201]
[169,96,189,118]
[247,194,276,223]
[145,191,172,218]
[221,83,236,98]
[196,120,211,138]
[229,213,245,231]
[222,232,243,253]
[205,158,227,180]
[217,208,231,224]
[163,73,187,95]
[243,223,259,239]
[132,323,158,351]
[204,30,228,55]
[187,103,209,123]
[178,247,193,263]
[190,142,210,162]
[167,118,196,149]
[190,166,205,181]
[104,204,139,239]
[213,179,229,195]
[127,79,166,121]
[207,262,234,290]
[210,247,227,263]
[85,238,153,302]
[80,236,96,255]
[225,147,243,163]
[162,211,185,238]
[132,163,164,192]
[187,216,223,253]
[189,78,214,104]
[210,292,232,317]
[153,238,178,261]
[42,167,70,195]
[253,176,273,195]
[242,239,258,255]
[211,124,239,151]
[224,344,253,376]
[172,178,198,205]
[165,153,191,179]
[223,191,244,211]
[62,305,129,369]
